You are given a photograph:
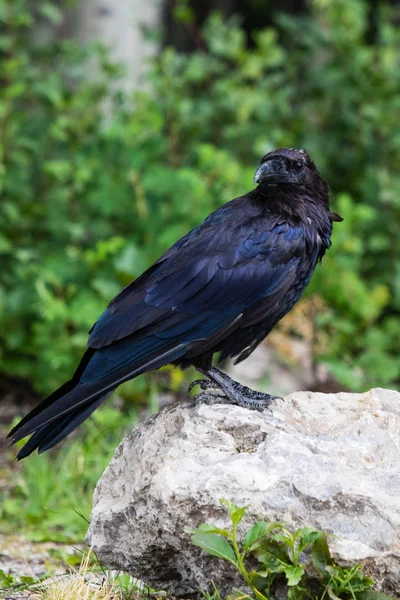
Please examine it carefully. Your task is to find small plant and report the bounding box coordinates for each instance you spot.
[189,499,394,600]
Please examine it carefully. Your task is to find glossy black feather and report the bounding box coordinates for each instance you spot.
[8,148,341,457]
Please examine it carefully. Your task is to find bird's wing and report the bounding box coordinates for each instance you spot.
[87,210,308,359]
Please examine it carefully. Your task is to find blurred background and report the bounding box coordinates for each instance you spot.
[0,0,400,551]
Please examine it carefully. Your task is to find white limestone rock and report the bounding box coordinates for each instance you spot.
[86,388,400,598]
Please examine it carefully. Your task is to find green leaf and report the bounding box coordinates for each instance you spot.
[312,531,332,572]
[295,527,321,553]
[271,532,293,545]
[186,523,231,537]
[243,521,281,551]
[282,564,304,586]
[39,2,63,24]
[191,533,238,565]
[66,553,82,566]
[231,506,248,528]
[219,498,239,514]
[0,568,17,587]
[114,243,148,278]
[243,521,268,551]
[287,588,300,600]
[325,565,341,579]
[253,539,291,569]
[220,498,248,527]
[19,575,37,585]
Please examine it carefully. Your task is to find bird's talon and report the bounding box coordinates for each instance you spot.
[188,379,204,393]
[188,379,219,394]
[193,392,229,406]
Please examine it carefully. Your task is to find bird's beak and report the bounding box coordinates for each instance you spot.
[254,158,290,185]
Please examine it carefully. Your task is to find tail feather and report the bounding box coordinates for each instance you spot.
[8,378,77,439]
[16,391,112,460]
[8,349,94,439]
[8,343,186,457]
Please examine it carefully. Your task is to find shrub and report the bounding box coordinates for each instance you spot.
[1,0,399,396]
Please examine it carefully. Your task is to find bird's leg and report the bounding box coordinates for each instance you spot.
[193,365,282,412]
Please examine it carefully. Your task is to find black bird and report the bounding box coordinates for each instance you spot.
[8,148,342,459]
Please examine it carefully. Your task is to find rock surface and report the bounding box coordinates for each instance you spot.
[86,388,400,598]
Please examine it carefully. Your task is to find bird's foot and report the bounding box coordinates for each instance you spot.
[219,379,280,412]
[188,379,229,406]
[190,367,282,412]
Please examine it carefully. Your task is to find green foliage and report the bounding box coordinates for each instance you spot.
[0,405,137,541]
[1,0,400,394]
[0,568,56,596]
[189,499,395,600]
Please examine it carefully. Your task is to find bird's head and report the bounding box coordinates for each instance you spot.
[253,147,342,221]
[254,148,320,187]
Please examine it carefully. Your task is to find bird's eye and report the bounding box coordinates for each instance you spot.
[293,160,304,171]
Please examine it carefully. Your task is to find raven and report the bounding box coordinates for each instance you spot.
[8,148,342,459]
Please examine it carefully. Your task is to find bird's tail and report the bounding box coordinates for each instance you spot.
[8,343,187,459]
[8,382,114,460]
